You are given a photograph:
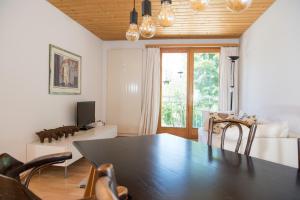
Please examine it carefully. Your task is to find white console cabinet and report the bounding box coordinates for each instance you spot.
[26,125,117,176]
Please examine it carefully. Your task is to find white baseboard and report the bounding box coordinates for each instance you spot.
[118,133,138,137]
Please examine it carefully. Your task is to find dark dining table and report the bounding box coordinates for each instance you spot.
[74,134,300,200]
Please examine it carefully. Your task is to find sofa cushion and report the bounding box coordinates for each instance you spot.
[255,122,289,138]
[288,131,300,138]
[222,126,250,140]
[198,132,298,168]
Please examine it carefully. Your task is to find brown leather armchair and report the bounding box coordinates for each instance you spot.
[0,152,72,187]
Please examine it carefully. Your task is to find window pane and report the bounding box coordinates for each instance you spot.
[161,53,187,128]
[193,53,220,128]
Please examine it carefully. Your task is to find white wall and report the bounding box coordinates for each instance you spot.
[239,0,300,134]
[102,38,240,128]
[0,0,104,161]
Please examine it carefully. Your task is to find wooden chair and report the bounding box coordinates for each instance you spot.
[96,163,129,200]
[83,163,129,200]
[95,176,119,200]
[208,118,257,156]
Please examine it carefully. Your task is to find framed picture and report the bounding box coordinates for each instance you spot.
[49,44,81,95]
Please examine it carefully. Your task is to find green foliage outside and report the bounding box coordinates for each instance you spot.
[193,53,220,128]
[161,89,187,128]
[161,53,219,128]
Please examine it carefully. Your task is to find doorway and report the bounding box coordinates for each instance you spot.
[157,48,220,139]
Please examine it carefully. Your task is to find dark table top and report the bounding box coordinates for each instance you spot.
[74,134,300,200]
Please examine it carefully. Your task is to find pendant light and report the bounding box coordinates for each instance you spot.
[158,0,175,27]
[190,0,209,12]
[126,0,140,42]
[139,0,156,39]
[225,0,252,13]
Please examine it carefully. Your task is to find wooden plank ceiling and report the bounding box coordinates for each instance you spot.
[48,0,274,40]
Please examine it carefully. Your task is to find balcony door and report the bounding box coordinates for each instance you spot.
[157,48,220,139]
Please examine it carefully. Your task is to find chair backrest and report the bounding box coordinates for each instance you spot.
[0,153,24,177]
[95,177,119,200]
[95,163,120,200]
[207,118,257,156]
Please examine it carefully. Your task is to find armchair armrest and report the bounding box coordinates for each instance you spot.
[8,152,72,187]
[23,152,72,172]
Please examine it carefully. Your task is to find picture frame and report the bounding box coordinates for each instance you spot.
[49,44,81,95]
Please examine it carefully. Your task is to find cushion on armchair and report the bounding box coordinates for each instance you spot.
[203,112,235,134]
[203,112,257,134]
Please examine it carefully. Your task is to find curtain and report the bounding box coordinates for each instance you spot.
[138,48,161,135]
[219,47,239,114]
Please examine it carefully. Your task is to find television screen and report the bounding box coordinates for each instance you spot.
[77,101,95,130]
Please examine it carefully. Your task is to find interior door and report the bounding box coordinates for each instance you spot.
[106,49,142,136]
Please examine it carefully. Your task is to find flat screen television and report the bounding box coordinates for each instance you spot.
[77,101,95,130]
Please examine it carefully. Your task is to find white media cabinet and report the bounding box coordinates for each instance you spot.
[26,125,117,177]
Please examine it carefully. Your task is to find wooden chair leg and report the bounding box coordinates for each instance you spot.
[84,166,97,199]
[208,118,214,146]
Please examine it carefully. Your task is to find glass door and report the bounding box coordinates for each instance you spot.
[158,49,188,138]
[190,49,220,138]
[158,48,220,139]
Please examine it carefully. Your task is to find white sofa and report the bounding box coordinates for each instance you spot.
[198,122,299,168]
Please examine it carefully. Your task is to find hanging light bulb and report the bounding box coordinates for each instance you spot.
[126,0,139,42]
[139,0,156,39]
[190,0,209,12]
[126,24,139,42]
[225,0,252,13]
[158,0,175,27]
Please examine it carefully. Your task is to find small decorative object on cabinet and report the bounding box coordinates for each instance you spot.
[36,130,57,143]
[36,125,80,143]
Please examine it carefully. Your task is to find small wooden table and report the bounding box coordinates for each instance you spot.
[74,134,300,200]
